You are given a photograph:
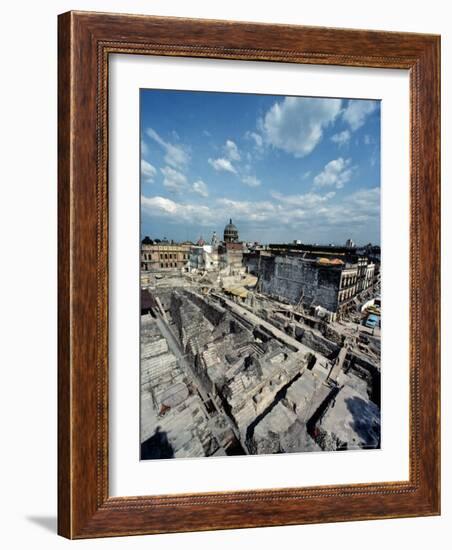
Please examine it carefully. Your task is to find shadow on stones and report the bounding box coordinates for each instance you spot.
[345,396,381,449]
[141,426,174,460]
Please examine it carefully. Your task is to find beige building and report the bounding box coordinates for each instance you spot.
[338,261,377,309]
[338,265,359,304]
[365,263,376,289]
[141,241,191,271]
[219,242,244,270]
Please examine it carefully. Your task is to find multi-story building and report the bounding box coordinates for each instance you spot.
[356,257,368,292]
[365,262,375,289]
[218,242,244,270]
[141,239,191,271]
[217,220,244,271]
[142,219,244,274]
[244,243,378,318]
[189,241,219,271]
[223,219,239,243]
[338,264,358,304]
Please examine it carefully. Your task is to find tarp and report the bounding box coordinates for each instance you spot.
[224,286,248,298]
[241,274,258,287]
[317,257,344,266]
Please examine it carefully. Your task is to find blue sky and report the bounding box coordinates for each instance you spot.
[140,89,380,245]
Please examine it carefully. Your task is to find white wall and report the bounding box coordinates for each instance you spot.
[0,1,449,548]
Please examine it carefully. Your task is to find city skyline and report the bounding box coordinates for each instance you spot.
[140,89,381,245]
[140,228,378,248]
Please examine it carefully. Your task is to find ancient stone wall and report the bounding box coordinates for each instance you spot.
[184,291,227,326]
[321,323,345,345]
[169,291,185,341]
[346,351,381,407]
[258,255,341,312]
[244,253,259,274]
[294,326,340,359]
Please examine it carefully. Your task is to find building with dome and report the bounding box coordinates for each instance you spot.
[223,219,239,243]
[218,218,245,272]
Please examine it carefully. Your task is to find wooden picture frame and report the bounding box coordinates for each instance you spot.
[58,10,440,539]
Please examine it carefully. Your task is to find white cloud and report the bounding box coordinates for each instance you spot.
[142,195,178,215]
[245,131,264,149]
[313,158,354,189]
[208,140,241,175]
[262,96,342,157]
[271,191,335,208]
[342,100,378,131]
[314,187,380,226]
[364,134,377,146]
[141,195,217,226]
[348,187,380,211]
[208,157,237,174]
[141,195,278,227]
[141,185,379,237]
[141,159,157,182]
[192,179,208,197]
[160,166,187,193]
[217,198,278,222]
[370,151,378,167]
[242,175,261,188]
[146,127,190,168]
[331,130,351,147]
[141,139,149,157]
[224,139,241,161]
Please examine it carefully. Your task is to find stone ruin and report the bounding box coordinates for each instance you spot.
[140,284,381,459]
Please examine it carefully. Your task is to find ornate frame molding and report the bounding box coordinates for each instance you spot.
[58,11,440,538]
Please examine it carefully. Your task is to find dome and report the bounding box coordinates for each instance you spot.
[196,236,206,246]
[224,218,239,243]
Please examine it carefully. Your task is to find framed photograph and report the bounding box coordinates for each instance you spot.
[58,11,440,538]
